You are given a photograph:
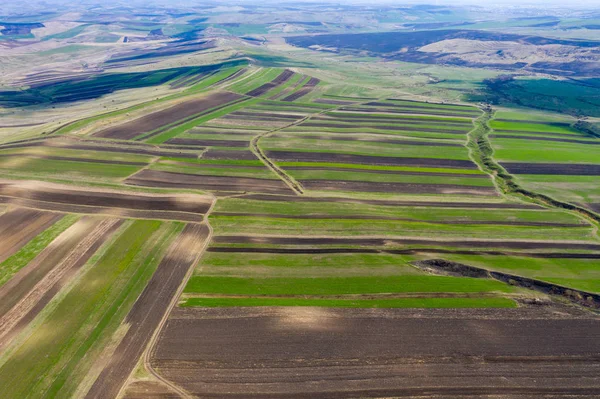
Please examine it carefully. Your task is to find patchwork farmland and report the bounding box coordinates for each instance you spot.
[1,57,599,398]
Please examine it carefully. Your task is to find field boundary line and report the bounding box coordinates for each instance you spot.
[116,197,217,399]
[250,98,384,195]
[468,107,600,239]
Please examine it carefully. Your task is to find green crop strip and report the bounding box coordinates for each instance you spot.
[181,297,517,308]
[0,214,79,287]
[0,220,183,398]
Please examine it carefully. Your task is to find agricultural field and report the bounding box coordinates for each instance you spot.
[0,2,599,399]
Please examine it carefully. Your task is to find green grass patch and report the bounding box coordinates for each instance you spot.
[0,157,142,180]
[0,220,183,398]
[277,161,484,175]
[0,214,79,287]
[181,296,516,308]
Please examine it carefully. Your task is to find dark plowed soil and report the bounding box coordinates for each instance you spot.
[122,381,180,399]
[267,151,477,169]
[0,218,123,351]
[93,92,243,140]
[501,162,600,175]
[246,70,295,97]
[492,129,575,138]
[362,102,480,117]
[126,170,293,194]
[151,307,600,399]
[0,181,212,214]
[209,67,248,87]
[213,235,600,251]
[85,224,210,399]
[300,179,497,196]
[0,208,63,264]
[285,166,487,178]
[314,114,472,126]
[490,134,600,145]
[341,106,480,119]
[202,149,258,160]
[313,98,356,105]
[240,193,541,209]
[282,135,462,147]
[282,77,320,102]
[166,138,248,148]
[208,246,600,259]
[300,121,468,134]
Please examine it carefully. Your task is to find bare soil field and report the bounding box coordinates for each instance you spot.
[501,162,600,175]
[240,193,541,209]
[246,70,294,97]
[228,111,302,120]
[122,381,180,399]
[0,208,63,263]
[212,212,581,227]
[300,121,468,134]
[0,139,201,159]
[85,223,210,399]
[213,235,600,251]
[166,138,249,148]
[267,151,478,169]
[282,77,320,102]
[285,166,486,178]
[202,149,258,161]
[300,179,497,196]
[150,306,600,398]
[126,170,293,195]
[207,247,600,259]
[0,180,212,214]
[281,136,462,147]
[93,92,244,140]
[0,218,123,350]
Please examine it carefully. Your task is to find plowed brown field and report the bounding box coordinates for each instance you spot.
[150,307,600,399]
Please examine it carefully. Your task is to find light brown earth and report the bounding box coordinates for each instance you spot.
[0,179,213,214]
[93,91,244,140]
[149,306,600,399]
[126,169,293,195]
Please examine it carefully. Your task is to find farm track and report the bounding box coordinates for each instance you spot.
[85,222,212,399]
